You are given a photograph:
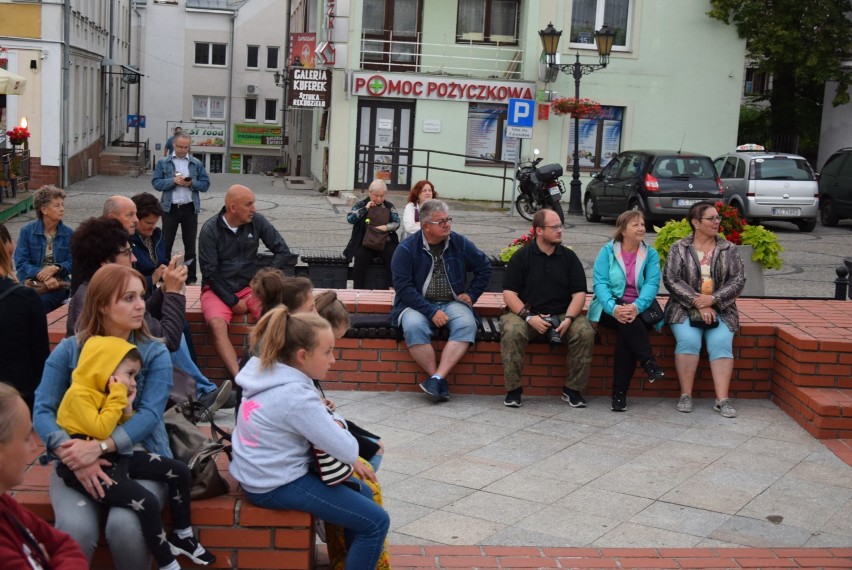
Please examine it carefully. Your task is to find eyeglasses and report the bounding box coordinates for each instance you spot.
[542,224,563,231]
[425,217,453,227]
[117,247,133,259]
[701,216,721,222]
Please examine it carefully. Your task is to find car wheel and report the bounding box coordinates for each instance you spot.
[584,194,601,222]
[629,199,654,231]
[796,219,817,232]
[820,198,840,227]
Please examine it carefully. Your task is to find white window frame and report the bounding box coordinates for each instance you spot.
[195,42,228,66]
[244,98,258,122]
[246,45,259,69]
[568,0,633,52]
[192,95,227,120]
[264,99,278,123]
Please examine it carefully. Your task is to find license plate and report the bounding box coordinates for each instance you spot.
[772,207,801,216]
[675,199,701,207]
[548,186,561,197]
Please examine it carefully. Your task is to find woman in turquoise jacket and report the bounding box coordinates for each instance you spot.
[588,211,664,412]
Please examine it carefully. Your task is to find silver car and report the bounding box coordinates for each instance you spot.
[713,146,819,232]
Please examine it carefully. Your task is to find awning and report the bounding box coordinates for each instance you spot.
[0,68,27,95]
[101,58,142,75]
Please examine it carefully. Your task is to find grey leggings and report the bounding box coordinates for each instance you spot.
[49,468,166,570]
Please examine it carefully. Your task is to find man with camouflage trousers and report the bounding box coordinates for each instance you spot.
[500,209,595,408]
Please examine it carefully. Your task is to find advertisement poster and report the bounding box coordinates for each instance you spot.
[466,106,501,162]
[184,125,225,148]
[566,119,599,167]
[289,33,316,68]
[232,124,283,146]
[600,120,622,166]
[501,128,520,162]
[229,154,241,173]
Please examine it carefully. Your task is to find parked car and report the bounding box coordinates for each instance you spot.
[583,150,723,228]
[713,145,819,232]
[817,147,852,226]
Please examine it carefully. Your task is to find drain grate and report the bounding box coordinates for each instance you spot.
[287,179,306,185]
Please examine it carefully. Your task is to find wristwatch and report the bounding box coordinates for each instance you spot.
[98,440,109,453]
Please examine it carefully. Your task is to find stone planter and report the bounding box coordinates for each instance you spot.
[738,244,765,297]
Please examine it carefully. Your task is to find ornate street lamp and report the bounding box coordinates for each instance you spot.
[539,22,615,215]
[273,69,288,153]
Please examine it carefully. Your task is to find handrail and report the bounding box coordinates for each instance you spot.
[356,143,515,207]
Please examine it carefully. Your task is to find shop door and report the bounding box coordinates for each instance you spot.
[355,100,415,191]
[190,152,224,174]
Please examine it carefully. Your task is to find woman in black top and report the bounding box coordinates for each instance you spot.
[0,223,49,412]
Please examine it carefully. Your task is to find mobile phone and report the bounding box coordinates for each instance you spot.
[174,253,185,267]
[183,176,192,182]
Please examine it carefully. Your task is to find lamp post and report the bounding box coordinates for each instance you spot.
[273,69,289,158]
[539,22,615,215]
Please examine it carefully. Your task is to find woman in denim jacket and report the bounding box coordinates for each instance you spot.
[34,264,173,570]
[14,185,74,312]
[663,202,745,418]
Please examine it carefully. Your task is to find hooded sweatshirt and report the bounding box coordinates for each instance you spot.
[56,336,135,441]
[230,356,358,494]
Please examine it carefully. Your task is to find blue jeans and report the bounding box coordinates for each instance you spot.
[398,301,478,346]
[170,335,219,397]
[245,472,389,568]
[671,319,735,360]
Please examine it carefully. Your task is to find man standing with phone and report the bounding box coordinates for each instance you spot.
[152,132,210,284]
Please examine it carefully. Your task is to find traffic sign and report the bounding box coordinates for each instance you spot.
[506,126,532,139]
[507,98,535,128]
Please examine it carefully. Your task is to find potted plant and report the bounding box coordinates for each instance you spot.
[550,97,603,119]
[272,165,288,177]
[653,201,783,296]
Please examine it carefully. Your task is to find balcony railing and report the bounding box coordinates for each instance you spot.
[360,31,523,79]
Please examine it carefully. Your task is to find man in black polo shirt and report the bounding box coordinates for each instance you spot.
[500,209,595,408]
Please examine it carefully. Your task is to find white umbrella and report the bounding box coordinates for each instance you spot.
[0,68,27,95]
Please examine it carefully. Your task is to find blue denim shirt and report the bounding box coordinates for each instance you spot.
[151,154,210,214]
[14,219,74,282]
[33,336,173,459]
[390,230,492,324]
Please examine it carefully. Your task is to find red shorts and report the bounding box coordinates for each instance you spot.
[200,286,261,323]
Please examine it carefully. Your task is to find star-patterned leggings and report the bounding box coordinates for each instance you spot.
[58,450,192,567]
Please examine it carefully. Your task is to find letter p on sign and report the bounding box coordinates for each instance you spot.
[508,98,535,128]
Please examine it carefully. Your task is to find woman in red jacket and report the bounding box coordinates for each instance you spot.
[0,383,88,569]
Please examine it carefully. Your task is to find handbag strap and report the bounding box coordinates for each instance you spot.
[0,281,23,304]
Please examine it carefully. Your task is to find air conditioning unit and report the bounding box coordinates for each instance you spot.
[246,84,260,96]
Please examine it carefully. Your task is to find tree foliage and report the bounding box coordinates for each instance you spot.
[708,0,852,151]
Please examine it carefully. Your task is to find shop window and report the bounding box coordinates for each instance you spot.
[464,103,520,165]
[247,45,259,68]
[565,106,624,169]
[192,96,226,120]
[245,98,257,121]
[457,0,519,44]
[195,42,227,66]
[264,99,277,122]
[267,46,279,69]
[570,0,631,49]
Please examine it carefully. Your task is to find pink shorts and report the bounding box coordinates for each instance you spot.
[201,286,262,323]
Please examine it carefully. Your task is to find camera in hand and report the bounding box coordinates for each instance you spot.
[541,315,563,346]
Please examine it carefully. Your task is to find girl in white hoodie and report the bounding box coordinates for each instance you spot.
[230,308,389,568]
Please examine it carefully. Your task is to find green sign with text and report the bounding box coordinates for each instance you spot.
[232,124,283,146]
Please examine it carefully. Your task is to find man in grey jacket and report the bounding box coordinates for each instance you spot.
[198,184,294,378]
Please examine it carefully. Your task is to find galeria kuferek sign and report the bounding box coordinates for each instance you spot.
[288,67,330,108]
[351,72,535,104]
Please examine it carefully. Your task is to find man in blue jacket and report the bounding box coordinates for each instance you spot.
[151,133,210,284]
[391,199,492,402]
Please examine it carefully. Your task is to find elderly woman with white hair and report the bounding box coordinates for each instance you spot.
[343,179,400,289]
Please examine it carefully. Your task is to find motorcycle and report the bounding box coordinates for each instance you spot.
[514,149,566,224]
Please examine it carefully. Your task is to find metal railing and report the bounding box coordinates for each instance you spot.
[356,144,515,206]
[360,31,524,79]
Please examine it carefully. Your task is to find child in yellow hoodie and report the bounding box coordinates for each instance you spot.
[56,336,214,570]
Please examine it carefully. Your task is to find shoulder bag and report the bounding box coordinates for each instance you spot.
[164,400,231,499]
[361,206,391,252]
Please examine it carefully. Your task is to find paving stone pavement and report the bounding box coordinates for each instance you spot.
[7,174,852,556]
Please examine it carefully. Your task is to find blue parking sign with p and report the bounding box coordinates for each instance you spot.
[508,98,535,128]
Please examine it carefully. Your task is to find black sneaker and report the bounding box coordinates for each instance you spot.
[197,379,233,422]
[437,377,451,402]
[168,534,216,566]
[561,388,587,408]
[420,375,442,402]
[642,359,665,383]
[504,388,522,408]
[611,391,627,412]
